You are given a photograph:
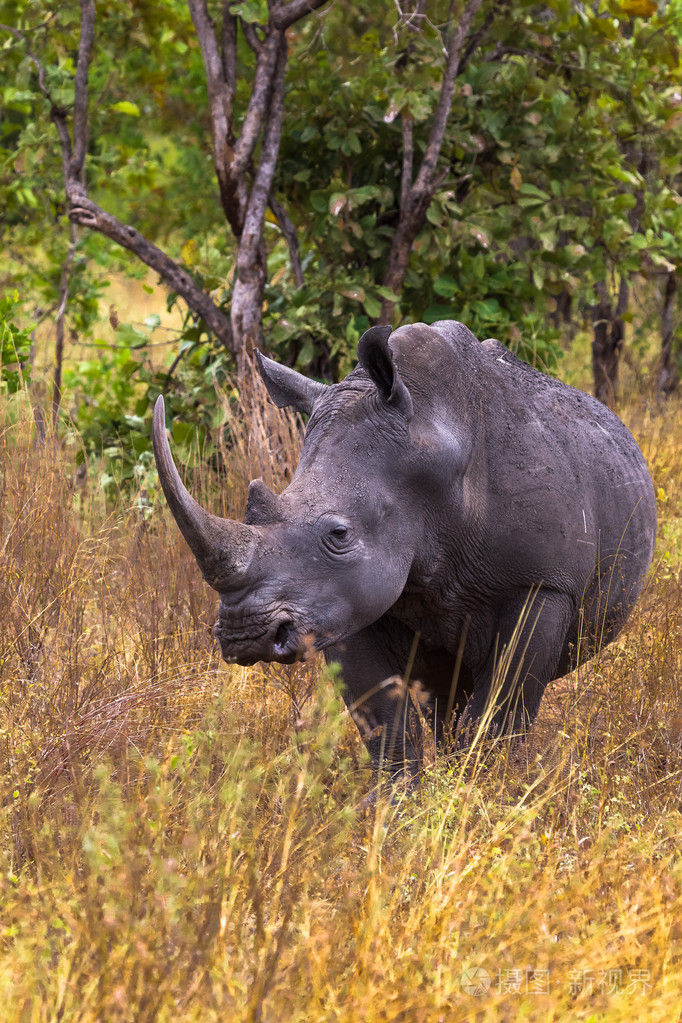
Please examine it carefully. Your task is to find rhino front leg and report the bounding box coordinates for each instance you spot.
[462,590,575,743]
[325,617,423,786]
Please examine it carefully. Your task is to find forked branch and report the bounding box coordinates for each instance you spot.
[380,0,485,325]
[3,0,328,374]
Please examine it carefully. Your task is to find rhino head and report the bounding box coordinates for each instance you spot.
[153,326,418,667]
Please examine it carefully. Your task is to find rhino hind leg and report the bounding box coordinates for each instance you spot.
[462,590,576,743]
[576,547,649,661]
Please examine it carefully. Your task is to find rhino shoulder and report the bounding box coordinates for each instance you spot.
[425,319,480,350]
[480,337,540,372]
[480,337,509,360]
[479,337,569,400]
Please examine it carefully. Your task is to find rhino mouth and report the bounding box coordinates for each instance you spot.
[272,620,297,658]
[214,613,327,666]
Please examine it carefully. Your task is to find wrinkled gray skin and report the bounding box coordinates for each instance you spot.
[153,322,657,782]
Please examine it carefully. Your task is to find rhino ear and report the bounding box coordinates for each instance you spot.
[357,325,413,420]
[255,349,326,414]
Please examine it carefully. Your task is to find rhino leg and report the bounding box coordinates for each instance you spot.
[462,591,576,742]
[326,617,424,785]
[430,659,475,748]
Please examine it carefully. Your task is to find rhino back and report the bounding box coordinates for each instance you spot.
[388,321,656,605]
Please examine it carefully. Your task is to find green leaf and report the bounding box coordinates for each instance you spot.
[341,288,365,303]
[351,186,381,203]
[649,251,676,271]
[423,303,455,324]
[519,183,551,200]
[228,0,268,24]
[310,191,329,214]
[172,421,195,445]
[297,340,316,367]
[376,287,400,302]
[433,278,458,299]
[538,230,556,251]
[364,294,381,318]
[110,101,140,117]
[606,164,642,187]
[471,298,501,318]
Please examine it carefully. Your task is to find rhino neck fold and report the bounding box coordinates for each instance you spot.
[152,395,259,592]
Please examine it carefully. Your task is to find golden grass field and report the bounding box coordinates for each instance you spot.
[0,314,680,1021]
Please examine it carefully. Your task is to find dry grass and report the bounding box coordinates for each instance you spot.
[0,380,680,1023]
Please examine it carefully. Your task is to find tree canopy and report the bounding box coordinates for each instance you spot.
[1,0,681,481]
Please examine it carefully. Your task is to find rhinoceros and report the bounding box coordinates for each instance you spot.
[153,321,657,780]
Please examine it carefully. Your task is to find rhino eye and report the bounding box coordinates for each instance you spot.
[323,521,352,553]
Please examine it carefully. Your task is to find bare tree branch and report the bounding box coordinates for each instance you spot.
[271,0,328,30]
[67,191,234,352]
[220,3,237,106]
[270,195,305,288]
[71,0,94,178]
[234,31,284,177]
[0,22,51,95]
[188,0,243,234]
[0,21,74,166]
[400,116,414,211]
[231,38,289,371]
[379,0,485,324]
[240,41,288,261]
[414,0,484,193]
[188,0,230,135]
[399,0,429,34]
[458,0,498,75]
[241,21,263,55]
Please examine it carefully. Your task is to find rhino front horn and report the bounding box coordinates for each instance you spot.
[152,395,258,592]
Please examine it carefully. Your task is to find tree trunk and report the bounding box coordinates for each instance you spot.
[551,284,573,334]
[52,222,77,430]
[591,277,628,407]
[231,249,268,379]
[659,271,679,397]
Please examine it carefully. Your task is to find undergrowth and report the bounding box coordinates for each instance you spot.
[0,384,680,1022]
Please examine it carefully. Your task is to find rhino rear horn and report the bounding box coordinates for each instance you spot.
[357,325,413,420]
[255,349,327,414]
[245,478,284,525]
[152,395,258,592]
